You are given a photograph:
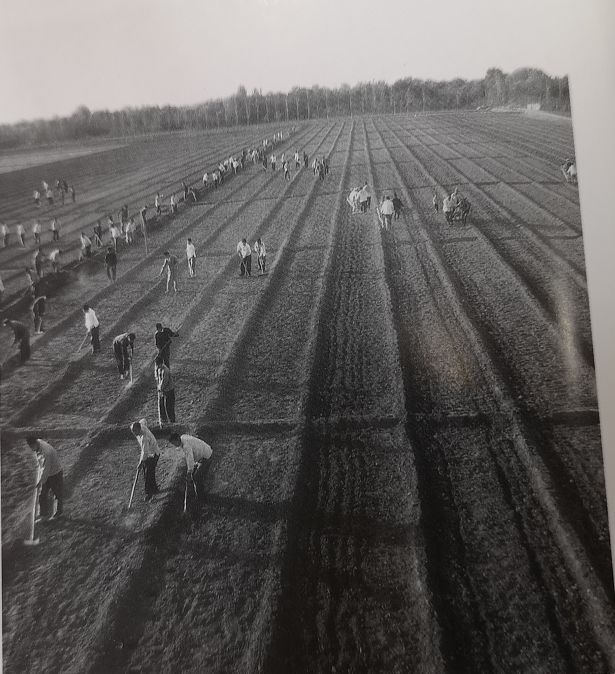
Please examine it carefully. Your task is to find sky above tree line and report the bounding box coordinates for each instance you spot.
[0,0,581,125]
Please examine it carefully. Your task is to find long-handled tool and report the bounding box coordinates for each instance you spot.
[77,332,89,352]
[183,476,189,515]
[23,486,41,546]
[127,462,141,510]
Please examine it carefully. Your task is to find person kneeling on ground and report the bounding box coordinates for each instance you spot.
[168,432,213,503]
[130,419,160,502]
[27,436,64,520]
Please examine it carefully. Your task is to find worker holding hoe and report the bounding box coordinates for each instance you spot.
[27,437,64,520]
[159,251,179,293]
[168,432,213,507]
[130,419,160,502]
[113,332,135,380]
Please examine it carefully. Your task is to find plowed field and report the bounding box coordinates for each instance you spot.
[2,112,613,674]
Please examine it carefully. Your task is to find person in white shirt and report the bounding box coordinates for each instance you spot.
[254,237,266,274]
[82,304,101,353]
[17,223,26,246]
[80,232,92,258]
[359,182,370,213]
[50,217,60,241]
[27,437,63,519]
[294,150,300,169]
[236,238,252,277]
[170,193,177,215]
[169,432,213,502]
[202,171,208,188]
[379,195,395,230]
[130,419,160,501]
[186,238,197,277]
[442,196,453,224]
[2,223,9,247]
[33,190,41,207]
[49,248,61,273]
[271,153,277,171]
[347,187,360,214]
[33,221,41,245]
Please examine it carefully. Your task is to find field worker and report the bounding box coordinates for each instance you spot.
[80,232,92,258]
[359,182,370,213]
[49,248,61,273]
[33,190,41,207]
[254,237,266,274]
[284,160,291,181]
[125,218,136,245]
[2,223,8,247]
[155,192,162,215]
[105,246,117,281]
[324,156,330,175]
[236,237,252,277]
[42,180,49,192]
[33,248,45,278]
[392,192,404,220]
[442,195,453,224]
[159,251,179,294]
[130,419,160,502]
[168,432,213,502]
[303,151,309,168]
[232,158,240,174]
[3,318,31,364]
[17,223,26,246]
[82,304,101,354]
[33,221,41,245]
[25,267,35,288]
[113,332,135,380]
[170,194,177,215]
[46,188,54,206]
[380,195,395,230]
[120,204,129,226]
[155,323,178,367]
[140,205,148,230]
[186,238,197,278]
[346,187,360,214]
[27,437,64,520]
[294,149,300,168]
[110,222,121,251]
[271,153,277,171]
[155,355,176,423]
[202,171,208,188]
[50,217,60,241]
[0,275,3,303]
[450,188,461,208]
[182,181,189,200]
[31,293,47,334]
[69,185,75,203]
[262,155,268,171]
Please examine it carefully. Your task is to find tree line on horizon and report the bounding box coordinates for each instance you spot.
[0,68,569,149]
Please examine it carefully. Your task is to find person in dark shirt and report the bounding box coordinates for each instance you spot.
[155,323,178,368]
[105,246,117,281]
[113,332,135,379]
[392,192,404,220]
[3,319,31,363]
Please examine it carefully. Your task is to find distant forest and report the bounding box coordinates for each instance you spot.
[0,68,569,149]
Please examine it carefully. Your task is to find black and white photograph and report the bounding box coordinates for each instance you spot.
[1,1,614,672]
